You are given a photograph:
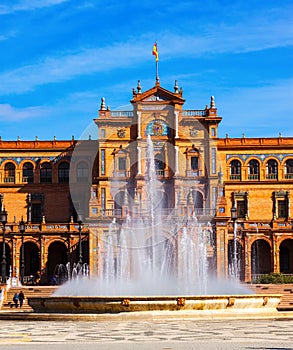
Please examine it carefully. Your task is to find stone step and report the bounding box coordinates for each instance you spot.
[2,286,57,311]
[249,284,293,310]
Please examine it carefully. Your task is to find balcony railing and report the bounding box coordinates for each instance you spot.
[100,209,123,217]
[22,176,34,183]
[110,111,133,118]
[248,174,259,180]
[186,170,203,177]
[266,173,278,180]
[285,173,293,179]
[112,170,130,177]
[182,110,206,117]
[229,174,241,180]
[4,176,15,183]
[97,207,216,218]
[156,169,169,177]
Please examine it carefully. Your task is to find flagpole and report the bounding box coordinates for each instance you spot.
[156,60,159,83]
[152,42,159,84]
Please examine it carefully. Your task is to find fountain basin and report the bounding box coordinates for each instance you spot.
[28,294,281,316]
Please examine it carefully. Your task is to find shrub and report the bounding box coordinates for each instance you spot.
[253,273,293,284]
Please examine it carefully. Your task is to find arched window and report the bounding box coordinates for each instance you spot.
[40,162,52,183]
[23,162,34,183]
[248,159,260,180]
[230,160,241,180]
[266,159,278,180]
[4,162,15,183]
[77,162,89,183]
[58,162,69,183]
[285,159,293,179]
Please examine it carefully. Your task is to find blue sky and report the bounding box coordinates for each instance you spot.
[0,0,292,140]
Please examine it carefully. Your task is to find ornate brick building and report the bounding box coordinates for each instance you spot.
[0,80,293,285]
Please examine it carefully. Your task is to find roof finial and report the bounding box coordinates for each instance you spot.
[100,97,106,110]
[137,80,142,94]
[174,80,179,93]
[210,96,216,108]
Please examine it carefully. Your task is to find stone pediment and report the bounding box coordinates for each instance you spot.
[131,84,185,105]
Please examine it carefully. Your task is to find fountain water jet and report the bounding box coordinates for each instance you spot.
[28,136,282,316]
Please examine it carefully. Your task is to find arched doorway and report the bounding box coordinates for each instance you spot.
[20,241,40,280]
[47,241,68,284]
[192,190,203,214]
[251,239,271,277]
[280,239,293,273]
[114,191,126,212]
[228,240,244,280]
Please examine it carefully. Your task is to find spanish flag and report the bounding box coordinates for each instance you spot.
[152,42,159,62]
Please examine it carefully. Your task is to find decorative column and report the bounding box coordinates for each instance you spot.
[27,194,32,223]
[174,111,179,139]
[137,146,142,175]
[175,146,179,175]
[244,233,251,282]
[273,234,280,273]
[245,191,249,219]
[137,112,141,139]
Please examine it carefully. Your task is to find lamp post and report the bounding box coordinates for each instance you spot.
[19,218,25,285]
[230,206,238,279]
[0,208,8,283]
[77,215,83,265]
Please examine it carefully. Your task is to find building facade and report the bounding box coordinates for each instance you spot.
[0,80,293,284]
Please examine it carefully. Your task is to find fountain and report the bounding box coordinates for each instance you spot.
[28,136,281,317]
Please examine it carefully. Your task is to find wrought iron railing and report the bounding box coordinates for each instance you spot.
[182,110,206,117]
[229,174,241,180]
[110,111,133,117]
[248,174,259,180]
[186,170,203,177]
[266,173,278,180]
[4,176,15,183]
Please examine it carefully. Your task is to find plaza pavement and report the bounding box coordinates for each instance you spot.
[0,315,293,350]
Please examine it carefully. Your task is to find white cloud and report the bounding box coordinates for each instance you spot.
[0,103,50,121]
[0,2,292,96]
[0,0,70,14]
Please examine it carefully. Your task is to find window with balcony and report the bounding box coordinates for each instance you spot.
[273,190,289,219]
[285,159,293,179]
[40,162,52,183]
[191,156,199,175]
[32,203,42,223]
[278,200,287,218]
[266,159,278,180]
[237,200,246,219]
[118,157,126,171]
[185,147,201,177]
[229,160,241,180]
[77,161,89,182]
[155,152,165,177]
[22,162,34,183]
[232,191,249,219]
[248,159,260,180]
[58,162,69,183]
[4,162,15,183]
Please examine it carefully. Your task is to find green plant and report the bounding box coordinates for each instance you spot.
[253,273,293,284]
